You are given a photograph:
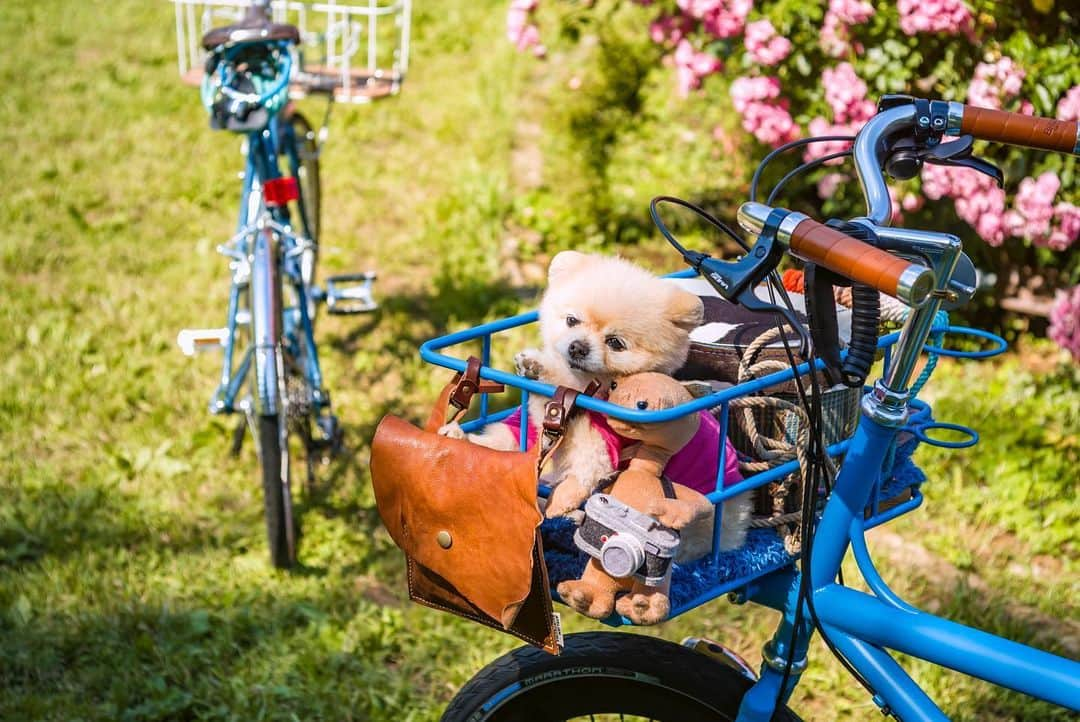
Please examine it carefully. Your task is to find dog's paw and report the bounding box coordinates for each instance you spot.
[615,589,670,625]
[558,580,615,619]
[643,498,696,530]
[545,480,590,518]
[437,421,467,439]
[514,349,545,380]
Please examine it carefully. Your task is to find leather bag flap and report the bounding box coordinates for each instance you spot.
[370,414,542,629]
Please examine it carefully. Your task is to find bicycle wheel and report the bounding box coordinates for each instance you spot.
[255,409,296,569]
[248,227,300,569]
[441,632,801,722]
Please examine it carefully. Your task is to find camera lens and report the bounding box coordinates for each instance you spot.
[600,535,646,578]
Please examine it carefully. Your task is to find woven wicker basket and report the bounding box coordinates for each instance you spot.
[727,383,862,554]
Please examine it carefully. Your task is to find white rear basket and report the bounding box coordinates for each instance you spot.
[171,0,411,103]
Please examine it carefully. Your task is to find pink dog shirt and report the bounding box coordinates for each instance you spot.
[502,407,742,495]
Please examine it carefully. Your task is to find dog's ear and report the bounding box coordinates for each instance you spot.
[548,251,593,283]
[666,288,705,331]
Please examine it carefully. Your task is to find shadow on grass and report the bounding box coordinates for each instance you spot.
[0,584,419,721]
[0,479,240,572]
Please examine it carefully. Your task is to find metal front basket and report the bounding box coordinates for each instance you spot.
[171,0,411,103]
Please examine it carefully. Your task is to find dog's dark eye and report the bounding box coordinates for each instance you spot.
[636,400,649,410]
[566,315,580,327]
[605,336,626,351]
[609,381,618,390]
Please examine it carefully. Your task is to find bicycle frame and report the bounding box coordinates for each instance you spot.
[213,115,325,417]
[729,105,1080,720]
[735,413,1080,720]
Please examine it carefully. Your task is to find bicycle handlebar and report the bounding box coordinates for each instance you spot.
[958,103,1079,154]
[737,202,936,307]
[854,99,1080,226]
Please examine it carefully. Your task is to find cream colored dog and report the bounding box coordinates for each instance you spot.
[439,251,704,518]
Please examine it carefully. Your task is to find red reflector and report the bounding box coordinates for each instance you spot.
[263,177,299,207]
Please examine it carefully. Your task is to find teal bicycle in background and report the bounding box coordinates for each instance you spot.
[173,0,411,567]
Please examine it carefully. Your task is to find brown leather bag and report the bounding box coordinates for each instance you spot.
[370,358,584,655]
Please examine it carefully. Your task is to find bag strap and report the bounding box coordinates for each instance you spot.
[425,357,506,433]
[534,379,603,474]
[425,358,603,475]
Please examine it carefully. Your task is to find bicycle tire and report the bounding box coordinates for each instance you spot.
[255,412,296,569]
[441,632,801,722]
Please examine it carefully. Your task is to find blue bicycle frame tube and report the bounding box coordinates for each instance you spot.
[822,627,949,721]
[216,117,328,415]
[810,414,897,590]
[215,154,259,411]
[816,585,1080,712]
[254,122,326,400]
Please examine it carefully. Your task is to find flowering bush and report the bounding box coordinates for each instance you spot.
[1049,284,1080,361]
[508,0,1080,354]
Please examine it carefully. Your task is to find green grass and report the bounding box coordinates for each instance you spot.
[1,1,1077,720]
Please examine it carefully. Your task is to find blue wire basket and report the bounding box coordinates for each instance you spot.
[417,279,1005,624]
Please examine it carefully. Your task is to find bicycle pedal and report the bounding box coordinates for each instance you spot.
[177,328,228,356]
[325,273,378,315]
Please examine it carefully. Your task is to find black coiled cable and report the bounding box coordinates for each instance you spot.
[826,221,881,388]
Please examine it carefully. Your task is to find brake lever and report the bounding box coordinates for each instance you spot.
[680,210,811,359]
[885,133,1004,188]
[925,154,1004,188]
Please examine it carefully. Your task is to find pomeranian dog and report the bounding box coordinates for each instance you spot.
[440,251,705,514]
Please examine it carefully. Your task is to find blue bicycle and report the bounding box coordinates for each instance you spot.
[177,0,394,568]
[431,97,1080,720]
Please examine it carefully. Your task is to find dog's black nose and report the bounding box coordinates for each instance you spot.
[568,340,589,359]
[636,400,649,410]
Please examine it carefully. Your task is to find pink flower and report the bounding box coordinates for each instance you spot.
[730,75,781,113]
[897,0,974,36]
[817,172,848,199]
[1049,285,1080,362]
[822,63,875,123]
[925,163,1007,246]
[744,19,792,66]
[819,0,872,57]
[729,75,797,147]
[1049,203,1080,251]
[650,13,693,45]
[829,0,873,24]
[1006,172,1060,241]
[920,162,953,200]
[507,1,546,56]
[1056,85,1080,122]
[679,0,752,39]
[902,192,923,212]
[820,13,850,57]
[741,100,800,147]
[967,57,1025,110]
[674,40,722,96]
[803,117,857,164]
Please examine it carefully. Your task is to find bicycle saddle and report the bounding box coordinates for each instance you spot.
[201,3,300,51]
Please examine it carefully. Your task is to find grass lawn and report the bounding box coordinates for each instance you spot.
[1,1,1076,720]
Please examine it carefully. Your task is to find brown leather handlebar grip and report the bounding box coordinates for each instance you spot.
[960,105,1078,154]
[788,218,933,306]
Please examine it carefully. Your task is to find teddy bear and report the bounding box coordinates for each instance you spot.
[556,371,748,625]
